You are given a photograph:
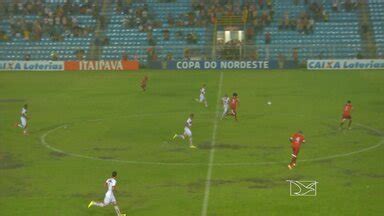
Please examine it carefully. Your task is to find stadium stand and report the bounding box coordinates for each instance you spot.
[0,0,382,63]
[368,0,384,57]
[0,0,99,60]
[255,0,362,61]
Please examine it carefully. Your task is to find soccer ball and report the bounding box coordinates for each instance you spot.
[267,101,272,105]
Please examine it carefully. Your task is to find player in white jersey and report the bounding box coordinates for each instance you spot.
[15,104,28,135]
[173,113,196,148]
[195,84,208,107]
[221,94,230,119]
[88,171,125,216]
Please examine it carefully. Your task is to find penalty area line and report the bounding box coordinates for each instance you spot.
[201,71,224,216]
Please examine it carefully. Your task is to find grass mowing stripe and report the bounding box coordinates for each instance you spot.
[201,71,224,216]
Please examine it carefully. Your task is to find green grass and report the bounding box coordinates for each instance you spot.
[0,69,383,216]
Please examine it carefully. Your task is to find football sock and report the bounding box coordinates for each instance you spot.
[178,135,185,139]
[114,205,121,215]
[94,202,105,207]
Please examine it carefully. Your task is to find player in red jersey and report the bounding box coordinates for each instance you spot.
[288,131,306,170]
[229,92,239,121]
[339,100,353,129]
[141,75,149,91]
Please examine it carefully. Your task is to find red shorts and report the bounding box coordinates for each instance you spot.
[342,114,351,119]
[291,144,300,157]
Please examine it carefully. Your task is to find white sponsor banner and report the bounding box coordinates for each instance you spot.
[0,61,64,71]
[307,59,384,70]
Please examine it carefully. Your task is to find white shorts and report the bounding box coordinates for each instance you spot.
[104,192,116,205]
[199,94,205,102]
[20,116,27,128]
[184,127,192,137]
[223,105,229,113]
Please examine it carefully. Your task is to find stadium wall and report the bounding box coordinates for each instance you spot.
[0,60,140,71]
[148,60,298,70]
[307,59,384,70]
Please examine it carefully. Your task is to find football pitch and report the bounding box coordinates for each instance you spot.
[1,69,383,215]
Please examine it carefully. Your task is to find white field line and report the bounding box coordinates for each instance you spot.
[201,71,224,216]
[40,112,383,166]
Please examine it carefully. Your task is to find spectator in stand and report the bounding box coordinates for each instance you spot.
[75,49,85,60]
[51,51,58,61]
[246,26,254,41]
[186,32,197,44]
[242,6,249,23]
[250,7,258,21]
[269,7,275,20]
[278,18,284,30]
[318,51,324,59]
[184,48,191,60]
[163,29,170,41]
[167,13,175,27]
[345,0,353,11]
[251,49,259,60]
[278,52,286,69]
[102,36,109,46]
[265,32,271,60]
[175,30,183,40]
[332,0,339,11]
[122,52,128,61]
[293,48,299,65]
[147,33,156,46]
[283,12,290,29]
[259,0,264,9]
[265,32,271,44]
[166,52,173,61]
[308,17,314,33]
[0,29,9,41]
[260,11,270,25]
[253,17,261,32]
[356,52,363,59]
[290,18,297,30]
[322,10,329,22]
[24,53,31,61]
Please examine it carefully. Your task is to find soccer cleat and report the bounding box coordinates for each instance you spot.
[88,201,94,208]
[190,145,197,149]
[288,164,293,170]
[173,134,178,139]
